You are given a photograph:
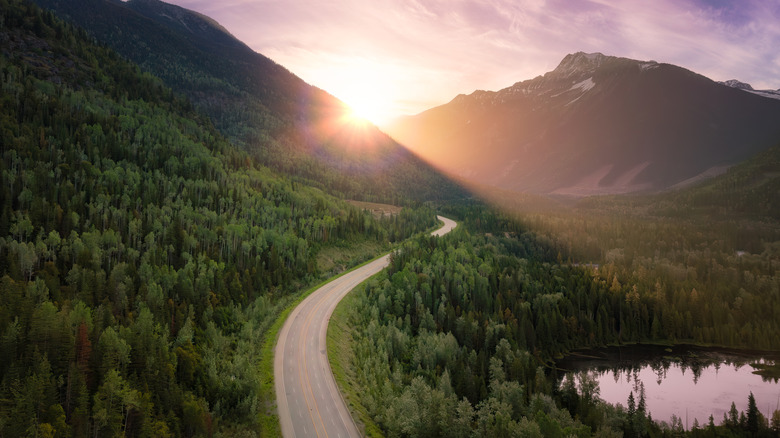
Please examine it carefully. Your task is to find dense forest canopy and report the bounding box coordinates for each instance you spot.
[340,207,780,437]
[337,197,780,437]
[0,1,437,435]
[4,0,780,437]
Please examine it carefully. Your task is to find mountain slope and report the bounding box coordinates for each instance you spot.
[34,0,467,203]
[581,142,780,222]
[0,1,440,435]
[387,52,780,196]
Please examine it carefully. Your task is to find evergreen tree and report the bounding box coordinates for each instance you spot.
[627,392,636,418]
[746,392,759,436]
[727,401,740,428]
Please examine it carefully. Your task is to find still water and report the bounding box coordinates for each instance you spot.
[556,345,780,427]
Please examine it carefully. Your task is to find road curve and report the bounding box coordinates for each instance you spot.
[274,215,457,437]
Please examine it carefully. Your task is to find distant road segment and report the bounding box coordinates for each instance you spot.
[274,215,456,437]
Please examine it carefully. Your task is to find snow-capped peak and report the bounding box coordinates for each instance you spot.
[720,79,754,91]
[720,79,780,100]
[551,52,609,78]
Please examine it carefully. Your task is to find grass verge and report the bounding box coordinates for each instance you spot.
[327,279,385,437]
[258,303,289,436]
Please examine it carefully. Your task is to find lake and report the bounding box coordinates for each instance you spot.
[556,344,780,428]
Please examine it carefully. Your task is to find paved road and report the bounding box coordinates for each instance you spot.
[274,215,457,437]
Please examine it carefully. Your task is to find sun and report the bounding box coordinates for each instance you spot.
[333,75,396,127]
[345,98,383,126]
[341,91,389,127]
[314,58,400,127]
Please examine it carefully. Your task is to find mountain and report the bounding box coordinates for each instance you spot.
[386,52,780,196]
[720,79,780,100]
[0,1,448,435]
[34,0,467,203]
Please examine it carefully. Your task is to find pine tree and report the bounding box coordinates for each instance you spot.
[727,401,739,428]
[746,392,759,436]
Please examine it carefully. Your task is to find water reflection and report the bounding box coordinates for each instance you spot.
[557,345,780,428]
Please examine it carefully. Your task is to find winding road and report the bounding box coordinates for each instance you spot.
[274,216,457,437]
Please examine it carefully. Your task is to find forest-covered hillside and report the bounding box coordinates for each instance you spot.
[33,0,469,204]
[465,144,780,350]
[0,1,437,435]
[337,203,780,437]
[334,145,780,437]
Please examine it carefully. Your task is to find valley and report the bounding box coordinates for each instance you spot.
[2,0,779,437]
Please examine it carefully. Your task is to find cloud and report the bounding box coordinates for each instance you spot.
[168,0,780,118]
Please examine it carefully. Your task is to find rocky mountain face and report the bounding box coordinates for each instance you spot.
[387,52,780,196]
[34,0,467,203]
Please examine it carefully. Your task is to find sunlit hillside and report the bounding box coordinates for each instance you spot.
[34,0,468,204]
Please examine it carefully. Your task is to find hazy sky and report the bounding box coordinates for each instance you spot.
[167,0,780,124]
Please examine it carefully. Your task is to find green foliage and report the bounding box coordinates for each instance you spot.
[338,202,780,437]
[342,226,610,436]
[501,182,780,351]
[0,1,438,434]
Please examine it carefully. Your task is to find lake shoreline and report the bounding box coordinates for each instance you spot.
[554,343,780,428]
[556,343,780,375]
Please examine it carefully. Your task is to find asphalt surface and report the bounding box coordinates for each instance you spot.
[274,215,457,437]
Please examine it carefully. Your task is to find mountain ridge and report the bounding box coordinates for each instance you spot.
[35,0,468,204]
[719,78,780,100]
[387,52,780,196]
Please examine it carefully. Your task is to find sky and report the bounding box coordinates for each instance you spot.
[167,0,780,125]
